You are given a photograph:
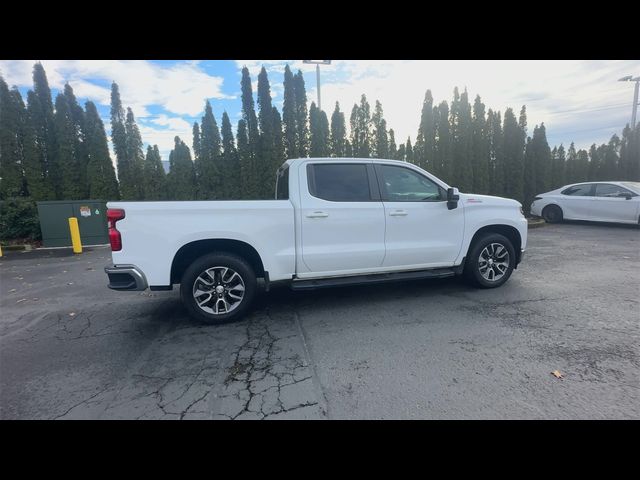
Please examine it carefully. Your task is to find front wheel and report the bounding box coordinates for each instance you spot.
[180,253,257,324]
[464,233,516,288]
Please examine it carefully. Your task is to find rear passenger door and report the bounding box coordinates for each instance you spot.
[299,162,386,274]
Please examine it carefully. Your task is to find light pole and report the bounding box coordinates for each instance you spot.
[618,75,640,128]
[303,60,331,111]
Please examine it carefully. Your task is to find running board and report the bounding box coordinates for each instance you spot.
[290,268,457,291]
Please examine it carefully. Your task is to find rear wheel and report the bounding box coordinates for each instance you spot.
[542,204,563,223]
[464,233,515,288]
[180,253,256,324]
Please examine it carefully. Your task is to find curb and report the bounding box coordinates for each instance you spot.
[527,218,547,229]
[1,244,33,251]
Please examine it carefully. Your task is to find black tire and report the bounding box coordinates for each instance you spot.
[180,253,257,325]
[542,204,563,223]
[464,233,516,289]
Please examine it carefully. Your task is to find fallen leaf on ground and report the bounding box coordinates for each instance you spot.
[551,370,564,379]
[9,289,16,293]
[16,299,27,303]
[69,312,76,317]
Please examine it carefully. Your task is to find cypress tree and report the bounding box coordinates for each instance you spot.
[124,107,145,200]
[309,102,330,157]
[371,100,389,159]
[576,149,590,182]
[142,145,167,200]
[167,136,196,200]
[397,143,406,162]
[472,95,489,193]
[523,136,535,212]
[221,111,240,198]
[84,101,119,200]
[389,128,397,160]
[502,107,525,203]
[236,119,254,198]
[405,137,414,164]
[602,135,620,180]
[192,122,201,162]
[257,67,276,198]
[350,95,372,158]
[0,77,26,198]
[549,144,566,189]
[54,93,83,199]
[330,102,346,157]
[240,67,260,197]
[282,64,298,159]
[588,144,601,181]
[197,101,222,199]
[620,125,640,181]
[63,84,87,198]
[345,139,353,157]
[435,101,452,183]
[415,90,435,170]
[272,106,286,179]
[565,142,578,183]
[293,70,309,157]
[533,123,551,195]
[452,89,474,192]
[487,109,505,196]
[110,82,135,199]
[25,64,57,200]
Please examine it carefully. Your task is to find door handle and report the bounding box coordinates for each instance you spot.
[389,210,408,216]
[306,211,329,218]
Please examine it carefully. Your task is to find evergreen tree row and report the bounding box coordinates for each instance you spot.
[1,62,639,212]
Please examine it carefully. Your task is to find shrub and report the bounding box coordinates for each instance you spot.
[0,197,42,242]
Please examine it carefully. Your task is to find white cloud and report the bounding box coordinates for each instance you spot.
[0,60,233,118]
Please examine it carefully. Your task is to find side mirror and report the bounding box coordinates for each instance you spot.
[447,187,460,210]
[618,192,633,200]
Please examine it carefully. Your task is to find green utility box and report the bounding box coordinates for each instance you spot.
[37,200,109,247]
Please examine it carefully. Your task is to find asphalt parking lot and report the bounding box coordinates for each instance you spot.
[1,221,638,419]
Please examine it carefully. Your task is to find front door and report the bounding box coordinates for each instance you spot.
[299,162,386,274]
[592,183,640,223]
[374,164,464,268]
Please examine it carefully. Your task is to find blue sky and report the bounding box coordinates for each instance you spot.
[1,60,638,163]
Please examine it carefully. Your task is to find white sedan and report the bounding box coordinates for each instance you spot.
[530,181,640,225]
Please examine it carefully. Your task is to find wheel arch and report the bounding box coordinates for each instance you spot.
[467,224,522,267]
[170,239,265,284]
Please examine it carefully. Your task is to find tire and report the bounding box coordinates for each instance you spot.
[464,233,516,289]
[542,204,563,223]
[180,253,257,325]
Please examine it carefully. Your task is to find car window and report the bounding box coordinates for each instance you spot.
[561,184,594,196]
[621,182,640,193]
[376,164,444,202]
[307,163,371,202]
[595,183,636,198]
[275,164,289,200]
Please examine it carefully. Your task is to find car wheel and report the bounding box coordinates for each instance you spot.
[542,204,563,223]
[464,233,516,289]
[180,253,256,325]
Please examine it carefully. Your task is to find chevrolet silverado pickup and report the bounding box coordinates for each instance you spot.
[105,158,527,324]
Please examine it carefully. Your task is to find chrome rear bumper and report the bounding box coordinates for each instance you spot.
[105,264,148,291]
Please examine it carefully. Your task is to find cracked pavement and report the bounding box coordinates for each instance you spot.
[1,221,639,419]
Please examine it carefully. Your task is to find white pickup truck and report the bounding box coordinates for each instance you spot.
[105,158,527,324]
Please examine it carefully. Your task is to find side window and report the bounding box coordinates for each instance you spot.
[595,183,635,198]
[307,163,372,202]
[561,184,594,196]
[276,165,289,200]
[376,164,445,202]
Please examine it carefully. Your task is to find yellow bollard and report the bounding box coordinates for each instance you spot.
[68,217,82,254]
[0,244,3,257]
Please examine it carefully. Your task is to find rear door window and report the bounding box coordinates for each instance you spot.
[307,163,372,202]
[561,184,594,196]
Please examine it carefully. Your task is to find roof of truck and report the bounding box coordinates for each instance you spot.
[286,157,410,166]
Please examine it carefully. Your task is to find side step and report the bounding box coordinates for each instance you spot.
[290,268,457,291]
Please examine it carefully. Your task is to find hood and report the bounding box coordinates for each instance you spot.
[458,193,522,208]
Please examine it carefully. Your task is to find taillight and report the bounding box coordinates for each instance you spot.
[107,208,125,251]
